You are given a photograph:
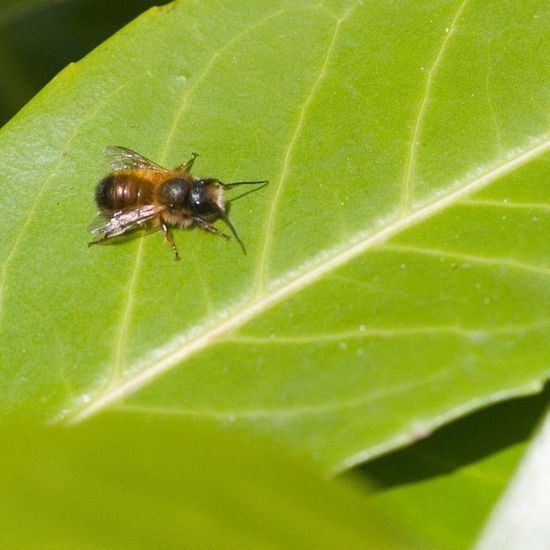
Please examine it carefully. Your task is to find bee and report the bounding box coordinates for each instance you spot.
[88,146,268,260]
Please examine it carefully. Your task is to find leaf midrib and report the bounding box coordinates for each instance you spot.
[71,0,550,421]
[70,135,550,423]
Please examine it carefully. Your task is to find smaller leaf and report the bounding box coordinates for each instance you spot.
[361,389,550,549]
[475,406,550,550]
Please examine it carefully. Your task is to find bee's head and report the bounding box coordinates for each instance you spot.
[190,177,268,254]
[189,178,224,216]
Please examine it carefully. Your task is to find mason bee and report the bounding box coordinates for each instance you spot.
[88,146,268,260]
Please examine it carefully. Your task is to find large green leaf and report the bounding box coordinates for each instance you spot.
[1,0,549,472]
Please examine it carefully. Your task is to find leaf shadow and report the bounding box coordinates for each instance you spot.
[354,382,550,489]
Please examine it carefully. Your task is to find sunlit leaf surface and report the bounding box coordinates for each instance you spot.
[1,0,549,472]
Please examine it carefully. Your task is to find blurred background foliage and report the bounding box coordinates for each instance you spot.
[0,0,161,125]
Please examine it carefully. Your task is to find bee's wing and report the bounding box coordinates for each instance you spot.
[88,213,111,234]
[90,204,165,238]
[103,145,169,173]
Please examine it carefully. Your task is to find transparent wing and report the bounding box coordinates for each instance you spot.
[88,213,112,234]
[90,204,165,238]
[103,145,169,173]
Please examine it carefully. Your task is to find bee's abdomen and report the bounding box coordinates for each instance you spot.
[95,173,155,213]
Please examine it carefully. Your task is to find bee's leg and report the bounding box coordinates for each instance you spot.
[193,217,230,240]
[174,152,199,173]
[159,218,180,260]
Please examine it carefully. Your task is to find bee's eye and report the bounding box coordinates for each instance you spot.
[189,180,214,214]
[161,178,188,207]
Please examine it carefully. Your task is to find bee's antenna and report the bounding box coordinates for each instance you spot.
[227,180,270,203]
[220,180,268,190]
[212,204,247,254]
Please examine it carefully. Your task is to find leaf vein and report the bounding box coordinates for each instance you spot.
[381,243,550,276]
[0,76,142,326]
[254,2,359,293]
[109,238,145,381]
[400,0,470,214]
[111,367,451,420]
[161,8,286,163]
[461,198,550,211]
[107,8,289,380]
[220,319,550,344]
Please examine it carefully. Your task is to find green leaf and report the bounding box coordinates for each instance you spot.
[361,389,550,548]
[0,415,414,548]
[1,0,549,472]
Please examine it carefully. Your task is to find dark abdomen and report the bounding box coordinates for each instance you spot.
[95,172,155,213]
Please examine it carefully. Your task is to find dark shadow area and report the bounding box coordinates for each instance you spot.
[0,0,162,125]
[355,382,550,489]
